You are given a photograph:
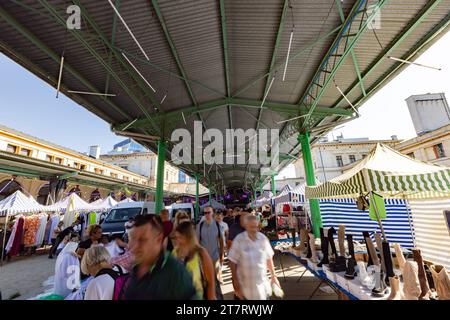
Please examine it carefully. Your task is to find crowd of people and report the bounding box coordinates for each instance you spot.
[48,204,281,300]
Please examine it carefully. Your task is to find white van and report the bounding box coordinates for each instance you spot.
[167,203,195,221]
[101,201,155,236]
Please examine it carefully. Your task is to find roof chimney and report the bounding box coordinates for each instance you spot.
[89,145,100,159]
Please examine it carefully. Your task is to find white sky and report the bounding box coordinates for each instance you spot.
[278,30,450,179]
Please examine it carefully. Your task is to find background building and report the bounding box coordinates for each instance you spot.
[0,125,154,203]
[100,139,206,194]
[293,135,401,182]
[396,93,450,166]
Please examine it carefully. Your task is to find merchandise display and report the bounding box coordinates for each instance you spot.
[412,249,431,300]
[328,227,346,272]
[364,232,388,297]
[308,233,319,264]
[317,227,329,267]
[344,234,357,279]
[402,261,421,300]
[394,243,406,271]
[387,276,405,300]
[429,264,450,300]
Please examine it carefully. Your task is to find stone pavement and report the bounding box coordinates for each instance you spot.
[0,254,55,300]
[220,252,338,300]
[0,251,338,300]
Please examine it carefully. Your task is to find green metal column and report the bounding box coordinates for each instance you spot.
[195,174,200,221]
[271,174,276,195]
[259,183,263,197]
[209,189,212,203]
[298,132,322,237]
[155,139,166,214]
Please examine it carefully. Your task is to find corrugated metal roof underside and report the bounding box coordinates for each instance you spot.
[0,0,449,188]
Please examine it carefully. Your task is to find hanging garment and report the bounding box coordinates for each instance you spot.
[47,216,61,243]
[23,215,41,247]
[43,215,52,245]
[9,217,25,257]
[35,215,49,246]
[5,217,20,253]
[89,212,97,226]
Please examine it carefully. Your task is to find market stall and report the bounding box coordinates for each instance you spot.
[1,191,47,263]
[298,143,450,300]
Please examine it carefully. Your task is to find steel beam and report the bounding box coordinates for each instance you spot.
[104,0,121,95]
[113,98,353,130]
[335,0,366,97]
[300,0,389,128]
[232,24,343,98]
[332,0,445,108]
[151,0,197,106]
[155,140,166,214]
[299,132,322,237]
[254,0,289,131]
[0,6,132,122]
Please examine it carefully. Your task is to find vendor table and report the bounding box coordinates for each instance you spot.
[271,239,359,300]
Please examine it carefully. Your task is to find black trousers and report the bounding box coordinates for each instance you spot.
[48,238,61,257]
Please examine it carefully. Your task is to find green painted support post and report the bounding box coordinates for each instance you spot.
[209,189,212,203]
[298,132,322,237]
[271,175,276,195]
[195,174,200,221]
[155,140,166,215]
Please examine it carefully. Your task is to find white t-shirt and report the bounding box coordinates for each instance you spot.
[219,221,229,245]
[84,274,115,300]
[105,241,123,259]
[228,231,274,300]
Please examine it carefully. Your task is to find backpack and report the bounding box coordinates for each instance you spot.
[95,265,129,300]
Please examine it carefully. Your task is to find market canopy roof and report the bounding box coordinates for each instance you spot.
[0,190,45,216]
[306,143,450,200]
[90,195,118,210]
[45,193,96,212]
[1,1,449,189]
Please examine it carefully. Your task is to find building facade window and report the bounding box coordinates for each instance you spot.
[407,152,415,159]
[54,157,63,165]
[19,148,31,157]
[361,154,367,159]
[432,143,445,159]
[349,155,356,163]
[6,144,17,153]
[45,155,54,162]
[178,171,186,183]
[336,155,343,167]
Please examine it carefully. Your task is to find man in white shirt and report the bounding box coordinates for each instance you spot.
[228,214,280,300]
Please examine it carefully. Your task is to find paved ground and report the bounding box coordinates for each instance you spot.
[220,252,337,300]
[0,251,337,300]
[0,253,55,300]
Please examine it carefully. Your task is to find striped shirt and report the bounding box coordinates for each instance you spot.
[228,231,274,300]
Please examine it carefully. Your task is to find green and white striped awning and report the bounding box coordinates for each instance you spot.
[306,143,450,200]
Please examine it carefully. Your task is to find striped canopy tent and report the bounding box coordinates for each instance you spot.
[45,193,97,213]
[90,196,118,211]
[0,190,45,217]
[306,143,450,200]
[273,185,293,206]
[251,191,273,207]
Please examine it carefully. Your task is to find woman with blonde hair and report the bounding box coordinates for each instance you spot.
[81,245,124,300]
[172,222,216,300]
